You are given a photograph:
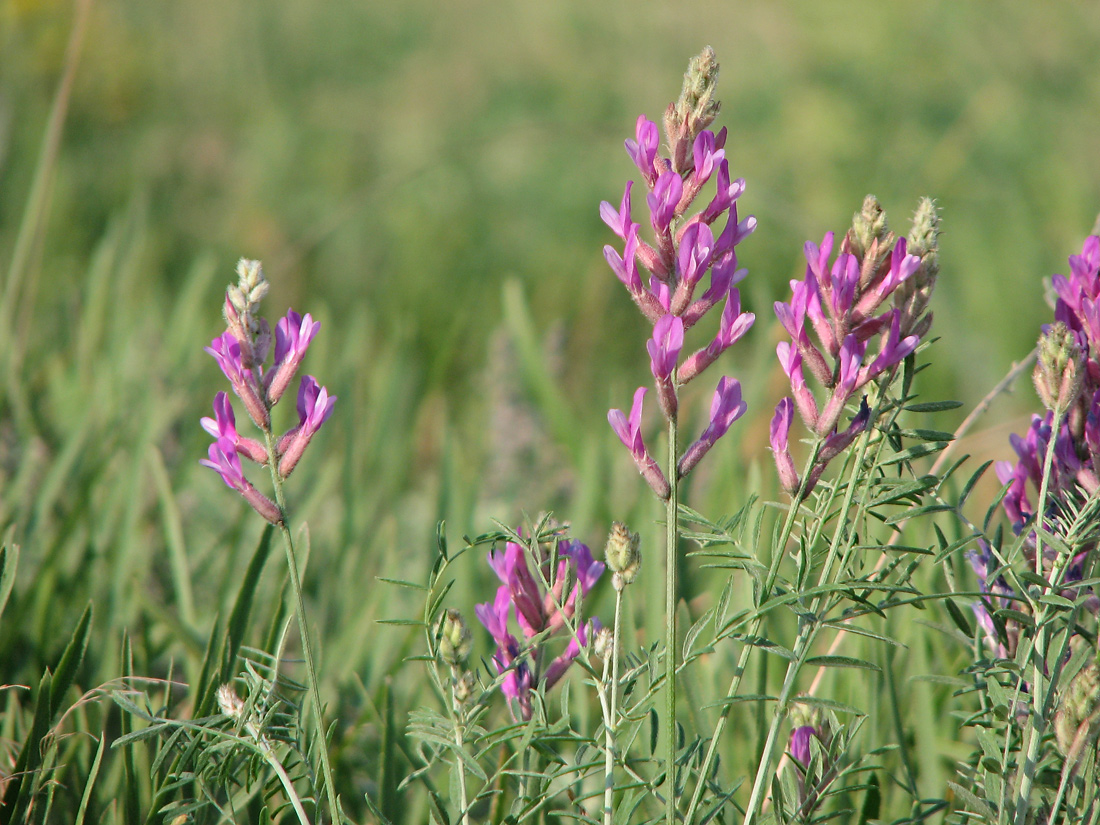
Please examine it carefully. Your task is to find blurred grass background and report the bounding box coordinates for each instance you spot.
[2,0,1100,820]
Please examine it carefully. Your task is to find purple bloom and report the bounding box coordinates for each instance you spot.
[678,377,747,477]
[206,332,270,429]
[200,437,281,524]
[789,725,819,768]
[701,161,745,225]
[679,288,755,383]
[647,170,683,236]
[267,310,321,405]
[608,387,670,500]
[604,224,642,293]
[624,115,660,185]
[201,392,268,465]
[770,398,799,495]
[599,181,635,240]
[648,314,684,382]
[277,376,337,478]
[477,534,604,720]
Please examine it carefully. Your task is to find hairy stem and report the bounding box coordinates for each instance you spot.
[665,415,680,825]
[603,586,624,825]
[265,427,342,824]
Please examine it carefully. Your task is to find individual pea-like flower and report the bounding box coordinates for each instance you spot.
[266,310,321,404]
[201,392,268,465]
[200,437,281,524]
[277,376,337,478]
[608,388,670,500]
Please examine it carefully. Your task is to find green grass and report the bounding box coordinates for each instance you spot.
[2,1,1100,822]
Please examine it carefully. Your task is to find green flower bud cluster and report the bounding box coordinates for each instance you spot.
[1034,321,1085,414]
[605,521,641,591]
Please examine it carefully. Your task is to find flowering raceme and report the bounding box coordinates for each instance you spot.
[601,51,756,496]
[978,236,1100,651]
[475,535,604,720]
[200,259,336,523]
[770,196,939,496]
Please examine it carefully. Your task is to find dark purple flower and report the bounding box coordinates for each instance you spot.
[648,314,684,382]
[789,725,819,768]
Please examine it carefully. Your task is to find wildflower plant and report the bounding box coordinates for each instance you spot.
[402,47,962,825]
[955,237,1100,825]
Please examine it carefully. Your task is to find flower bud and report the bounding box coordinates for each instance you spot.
[847,194,890,263]
[604,521,641,587]
[438,609,472,667]
[1034,322,1084,414]
[664,46,721,174]
[453,671,476,706]
[593,625,615,661]
[216,683,245,720]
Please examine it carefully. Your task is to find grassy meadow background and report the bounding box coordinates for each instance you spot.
[3,0,1100,821]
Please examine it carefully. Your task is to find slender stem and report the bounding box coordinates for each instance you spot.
[603,586,625,825]
[258,738,313,825]
[1012,405,1066,825]
[682,439,821,825]
[451,680,471,825]
[665,415,680,824]
[264,428,342,824]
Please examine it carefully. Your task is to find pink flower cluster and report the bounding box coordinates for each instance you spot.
[475,537,603,720]
[602,115,756,497]
[200,261,336,523]
[770,200,938,496]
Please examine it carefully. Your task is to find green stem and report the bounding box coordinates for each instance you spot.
[265,428,342,825]
[451,680,471,825]
[603,585,625,825]
[682,443,819,825]
[665,415,680,825]
[1012,405,1066,825]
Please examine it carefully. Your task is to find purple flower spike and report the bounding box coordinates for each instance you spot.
[599,181,635,240]
[770,398,800,495]
[804,233,835,282]
[608,387,671,499]
[817,335,865,435]
[625,115,660,185]
[206,332,270,429]
[200,437,281,524]
[702,161,745,225]
[878,238,922,299]
[201,392,268,465]
[678,377,747,478]
[648,170,684,235]
[267,310,321,405]
[277,376,337,478]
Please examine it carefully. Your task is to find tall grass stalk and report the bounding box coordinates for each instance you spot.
[664,414,679,825]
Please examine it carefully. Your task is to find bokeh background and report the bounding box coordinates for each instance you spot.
[3,0,1100,819]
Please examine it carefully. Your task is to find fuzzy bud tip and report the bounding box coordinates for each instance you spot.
[1034,321,1084,413]
[438,608,473,667]
[604,521,641,586]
